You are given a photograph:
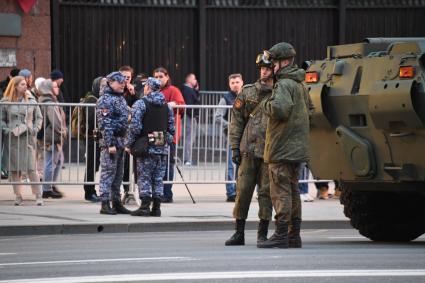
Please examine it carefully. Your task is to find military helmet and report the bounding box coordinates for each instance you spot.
[255,53,273,68]
[265,42,296,61]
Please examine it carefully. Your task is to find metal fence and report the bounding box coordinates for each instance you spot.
[0,101,331,188]
[0,102,235,186]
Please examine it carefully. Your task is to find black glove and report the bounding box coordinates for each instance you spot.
[232,148,241,165]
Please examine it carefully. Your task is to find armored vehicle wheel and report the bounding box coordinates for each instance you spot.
[340,188,425,242]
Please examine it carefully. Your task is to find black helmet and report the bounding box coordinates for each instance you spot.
[255,53,273,68]
[265,42,296,61]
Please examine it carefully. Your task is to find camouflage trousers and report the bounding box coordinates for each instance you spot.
[268,162,302,224]
[99,147,124,202]
[233,156,272,220]
[137,154,167,199]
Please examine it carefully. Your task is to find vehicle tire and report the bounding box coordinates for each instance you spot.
[340,188,425,242]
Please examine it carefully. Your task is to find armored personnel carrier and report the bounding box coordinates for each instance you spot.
[305,38,425,241]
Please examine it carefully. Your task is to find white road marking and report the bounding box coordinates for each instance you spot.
[328,236,366,239]
[2,270,425,282]
[0,257,195,267]
[0,253,16,256]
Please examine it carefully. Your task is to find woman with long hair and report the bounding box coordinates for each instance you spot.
[0,76,43,205]
[153,67,185,203]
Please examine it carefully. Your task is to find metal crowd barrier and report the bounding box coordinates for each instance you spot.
[0,102,237,186]
[0,101,331,187]
[199,91,227,105]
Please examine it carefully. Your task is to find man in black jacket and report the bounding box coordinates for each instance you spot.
[181,73,200,165]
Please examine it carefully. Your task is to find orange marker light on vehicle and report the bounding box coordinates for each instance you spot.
[305,72,319,83]
[399,66,415,78]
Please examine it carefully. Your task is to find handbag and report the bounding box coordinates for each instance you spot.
[130,135,149,157]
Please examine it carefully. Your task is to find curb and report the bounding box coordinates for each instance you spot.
[0,220,351,236]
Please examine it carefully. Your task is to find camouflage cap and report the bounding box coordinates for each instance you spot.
[106,71,126,83]
[255,53,273,68]
[266,42,296,60]
[146,77,161,91]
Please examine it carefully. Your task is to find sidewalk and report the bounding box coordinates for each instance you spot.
[0,183,350,236]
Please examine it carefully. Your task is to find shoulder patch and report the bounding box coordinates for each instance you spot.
[233,98,244,109]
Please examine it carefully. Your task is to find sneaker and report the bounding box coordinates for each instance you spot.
[300,194,307,202]
[303,194,314,202]
[226,195,236,202]
[36,197,44,206]
[161,197,173,203]
[14,196,23,206]
[52,186,64,197]
[1,169,8,179]
[42,190,63,199]
[184,161,192,166]
[85,194,100,203]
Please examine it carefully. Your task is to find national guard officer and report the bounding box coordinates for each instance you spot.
[125,77,175,217]
[96,71,131,215]
[257,42,311,248]
[225,54,274,246]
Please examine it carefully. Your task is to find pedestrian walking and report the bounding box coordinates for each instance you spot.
[153,67,185,203]
[214,73,243,202]
[181,73,200,166]
[225,54,274,246]
[0,76,43,205]
[96,71,131,215]
[125,77,175,217]
[38,79,67,199]
[258,42,310,249]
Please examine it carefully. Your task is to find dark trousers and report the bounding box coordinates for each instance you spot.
[123,152,138,193]
[84,138,100,198]
[163,142,176,200]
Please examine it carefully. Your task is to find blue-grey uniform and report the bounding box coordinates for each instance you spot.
[125,79,175,199]
[96,74,129,202]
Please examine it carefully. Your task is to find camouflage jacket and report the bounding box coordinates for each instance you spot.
[96,86,129,148]
[261,65,310,163]
[229,80,272,158]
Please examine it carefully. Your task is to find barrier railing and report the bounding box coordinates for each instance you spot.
[0,102,331,186]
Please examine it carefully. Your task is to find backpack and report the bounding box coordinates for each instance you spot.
[71,93,98,138]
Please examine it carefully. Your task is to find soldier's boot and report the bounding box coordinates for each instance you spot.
[150,198,161,217]
[288,220,302,248]
[257,219,269,244]
[112,200,132,214]
[257,219,289,248]
[225,219,245,246]
[100,201,117,215]
[131,197,151,216]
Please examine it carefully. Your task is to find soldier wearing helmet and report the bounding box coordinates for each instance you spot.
[225,53,274,246]
[257,42,311,249]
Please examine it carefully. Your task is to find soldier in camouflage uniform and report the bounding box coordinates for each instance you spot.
[96,71,131,215]
[225,54,274,246]
[257,42,311,249]
[125,77,175,217]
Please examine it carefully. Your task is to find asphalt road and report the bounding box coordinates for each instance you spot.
[0,229,424,283]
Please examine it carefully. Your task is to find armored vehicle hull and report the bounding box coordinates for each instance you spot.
[306,38,425,241]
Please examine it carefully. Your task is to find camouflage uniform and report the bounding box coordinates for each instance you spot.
[229,81,273,221]
[262,64,310,225]
[96,85,129,202]
[125,90,175,199]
